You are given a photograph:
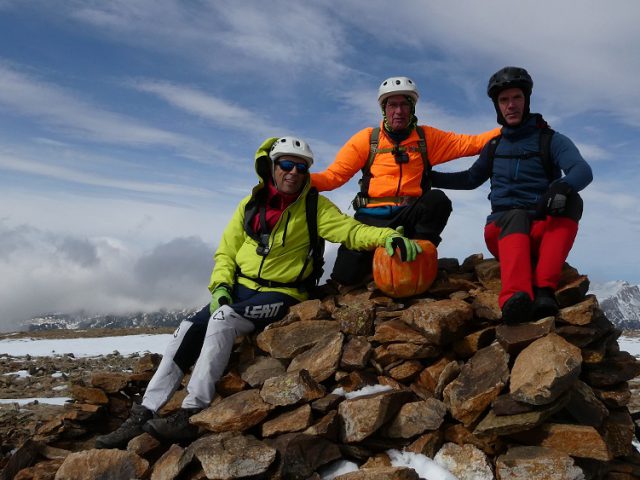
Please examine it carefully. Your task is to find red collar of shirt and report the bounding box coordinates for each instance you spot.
[251,180,301,234]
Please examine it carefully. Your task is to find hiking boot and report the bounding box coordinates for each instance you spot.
[143,408,201,443]
[501,291,533,325]
[95,403,153,449]
[532,287,559,320]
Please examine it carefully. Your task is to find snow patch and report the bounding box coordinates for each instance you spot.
[331,384,393,399]
[0,397,71,406]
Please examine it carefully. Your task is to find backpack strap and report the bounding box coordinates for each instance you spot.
[416,126,431,190]
[356,127,381,199]
[486,134,503,178]
[237,188,325,291]
[354,127,431,208]
[296,187,324,288]
[487,127,557,183]
[538,127,557,182]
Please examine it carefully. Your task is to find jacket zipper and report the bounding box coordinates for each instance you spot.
[256,206,293,280]
[395,149,403,199]
[281,212,290,247]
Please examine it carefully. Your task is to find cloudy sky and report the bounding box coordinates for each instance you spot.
[1,0,639,331]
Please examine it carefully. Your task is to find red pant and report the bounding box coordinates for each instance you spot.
[485,213,578,308]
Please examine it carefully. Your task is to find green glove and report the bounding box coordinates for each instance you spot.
[210,284,232,315]
[385,226,422,262]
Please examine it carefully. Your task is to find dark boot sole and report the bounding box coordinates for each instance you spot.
[502,292,533,325]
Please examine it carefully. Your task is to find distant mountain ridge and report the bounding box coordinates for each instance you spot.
[25,308,199,331]
[22,281,640,332]
[590,280,640,330]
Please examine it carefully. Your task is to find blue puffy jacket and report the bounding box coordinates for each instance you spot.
[430,114,593,222]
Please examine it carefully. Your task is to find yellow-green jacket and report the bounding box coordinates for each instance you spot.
[208,138,396,302]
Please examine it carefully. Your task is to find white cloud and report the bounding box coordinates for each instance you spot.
[0,222,213,331]
[0,62,197,148]
[130,80,285,137]
[331,0,640,127]
[70,1,351,78]
[0,0,638,328]
[0,151,213,197]
[574,142,610,162]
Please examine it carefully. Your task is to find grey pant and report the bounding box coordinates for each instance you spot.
[142,305,255,411]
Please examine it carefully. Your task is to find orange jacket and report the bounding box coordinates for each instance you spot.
[311,122,501,206]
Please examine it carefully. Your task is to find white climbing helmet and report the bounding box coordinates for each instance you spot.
[378,76,420,106]
[269,136,314,166]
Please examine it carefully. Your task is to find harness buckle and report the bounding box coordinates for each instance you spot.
[256,234,271,256]
[351,192,368,210]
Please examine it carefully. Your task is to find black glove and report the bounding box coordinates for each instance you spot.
[538,181,572,216]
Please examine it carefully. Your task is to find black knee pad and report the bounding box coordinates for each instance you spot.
[173,322,207,373]
[496,209,531,238]
[331,246,374,285]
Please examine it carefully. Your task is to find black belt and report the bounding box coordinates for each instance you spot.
[236,271,305,289]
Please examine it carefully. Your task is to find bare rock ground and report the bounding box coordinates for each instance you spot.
[2,264,640,479]
[0,327,173,455]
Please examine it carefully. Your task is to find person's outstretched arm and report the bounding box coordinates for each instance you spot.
[430,144,492,190]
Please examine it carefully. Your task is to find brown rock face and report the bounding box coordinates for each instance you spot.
[469,290,501,321]
[239,355,286,388]
[433,442,494,480]
[371,319,430,345]
[5,257,639,480]
[495,317,555,355]
[335,466,419,480]
[261,404,313,437]
[400,298,474,346]
[453,326,496,359]
[288,299,330,321]
[69,385,109,405]
[338,390,414,443]
[333,303,376,336]
[558,295,599,326]
[148,444,186,480]
[512,423,612,461]
[256,320,340,359]
[340,336,373,370]
[509,333,582,405]
[260,369,326,406]
[582,350,640,387]
[443,342,510,426]
[266,432,342,479]
[474,394,569,436]
[54,449,149,480]
[187,433,277,479]
[190,389,273,433]
[384,398,447,438]
[287,332,344,382]
[566,380,609,427]
[89,372,129,393]
[495,446,584,480]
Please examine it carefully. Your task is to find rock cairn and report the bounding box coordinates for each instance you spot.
[3,255,640,480]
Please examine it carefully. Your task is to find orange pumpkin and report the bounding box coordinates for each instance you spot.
[372,239,438,298]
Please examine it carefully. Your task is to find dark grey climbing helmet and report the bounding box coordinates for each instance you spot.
[487,66,533,99]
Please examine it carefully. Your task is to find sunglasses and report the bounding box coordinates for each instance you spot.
[276,160,309,173]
